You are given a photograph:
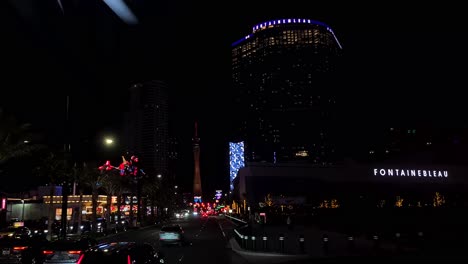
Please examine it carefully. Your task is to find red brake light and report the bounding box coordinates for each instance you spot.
[13,246,28,251]
[68,250,82,254]
[43,250,54,254]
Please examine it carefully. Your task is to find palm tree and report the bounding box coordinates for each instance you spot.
[35,152,69,240]
[73,162,88,235]
[114,176,129,224]
[80,163,105,233]
[0,108,43,166]
[101,171,122,232]
[143,177,161,220]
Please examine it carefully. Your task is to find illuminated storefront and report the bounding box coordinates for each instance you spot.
[43,195,117,221]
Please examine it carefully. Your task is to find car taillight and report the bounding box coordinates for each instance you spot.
[68,250,82,254]
[13,246,28,251]
[43,250,54,254]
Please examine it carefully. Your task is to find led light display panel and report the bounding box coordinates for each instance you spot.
[229,141,245,191]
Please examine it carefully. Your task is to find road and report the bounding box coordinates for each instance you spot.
[99,216,249,264]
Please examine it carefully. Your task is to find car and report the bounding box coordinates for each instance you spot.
[159,224,184,246]
[34,237,97,264]
[80,242,164,264]
[0,236,48,264]
[0,227,18,238]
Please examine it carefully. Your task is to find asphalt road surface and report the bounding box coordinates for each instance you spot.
[99,216,249,264]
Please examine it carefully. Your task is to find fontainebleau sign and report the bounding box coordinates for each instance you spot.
[373,168,448,178]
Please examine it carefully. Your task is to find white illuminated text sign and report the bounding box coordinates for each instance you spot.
[373,168,448,178]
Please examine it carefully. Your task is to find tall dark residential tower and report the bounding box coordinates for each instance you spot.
[192,122,202,202]
[232,18,342,165]
[168,136,179,184]
[124,80,169,177]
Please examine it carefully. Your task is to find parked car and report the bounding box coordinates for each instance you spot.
[0,227,31,239]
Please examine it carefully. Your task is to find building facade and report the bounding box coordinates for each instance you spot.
[125,80,169,177]
[233,161,468,211]
[232,18,342,165]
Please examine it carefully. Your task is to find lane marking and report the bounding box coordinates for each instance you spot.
[217,221,226,238]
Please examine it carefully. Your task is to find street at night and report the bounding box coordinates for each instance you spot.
[98,216,248,264]
[2,2,468,264]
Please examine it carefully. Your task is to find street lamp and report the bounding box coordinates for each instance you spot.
[104,138,114,145]
[157,174,162,179]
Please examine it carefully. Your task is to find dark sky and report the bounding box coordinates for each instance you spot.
[1,1,467,195]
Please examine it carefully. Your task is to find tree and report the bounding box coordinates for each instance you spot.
[143,176,162,221]
[35,152,70,240]
[0,108,43,166]
[433,192,445,207]
[72,162,88,235]
[101,171,122,232]
[80,163,105,233]
[265,193,274,207]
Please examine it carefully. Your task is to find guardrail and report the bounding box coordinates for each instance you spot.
[232,227,427,255]
[223,214,248,224]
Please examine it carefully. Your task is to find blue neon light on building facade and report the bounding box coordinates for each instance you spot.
[229,141,245,191]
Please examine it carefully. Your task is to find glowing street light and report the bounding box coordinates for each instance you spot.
[157,174,162,179]
[104,138,114,145]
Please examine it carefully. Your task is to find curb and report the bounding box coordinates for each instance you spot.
[229,238,309,259]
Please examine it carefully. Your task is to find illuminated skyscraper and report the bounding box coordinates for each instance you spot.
[125,80,169,176]
[232,18,342,164]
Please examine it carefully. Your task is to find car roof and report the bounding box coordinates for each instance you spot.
[81,242,153,264]
[91,242,137,252]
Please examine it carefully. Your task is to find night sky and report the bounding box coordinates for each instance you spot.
[1,1,467,194]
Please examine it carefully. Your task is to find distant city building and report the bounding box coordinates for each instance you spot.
[168,136,179,183]
[124,80,169,176]
[232,18,342,165]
